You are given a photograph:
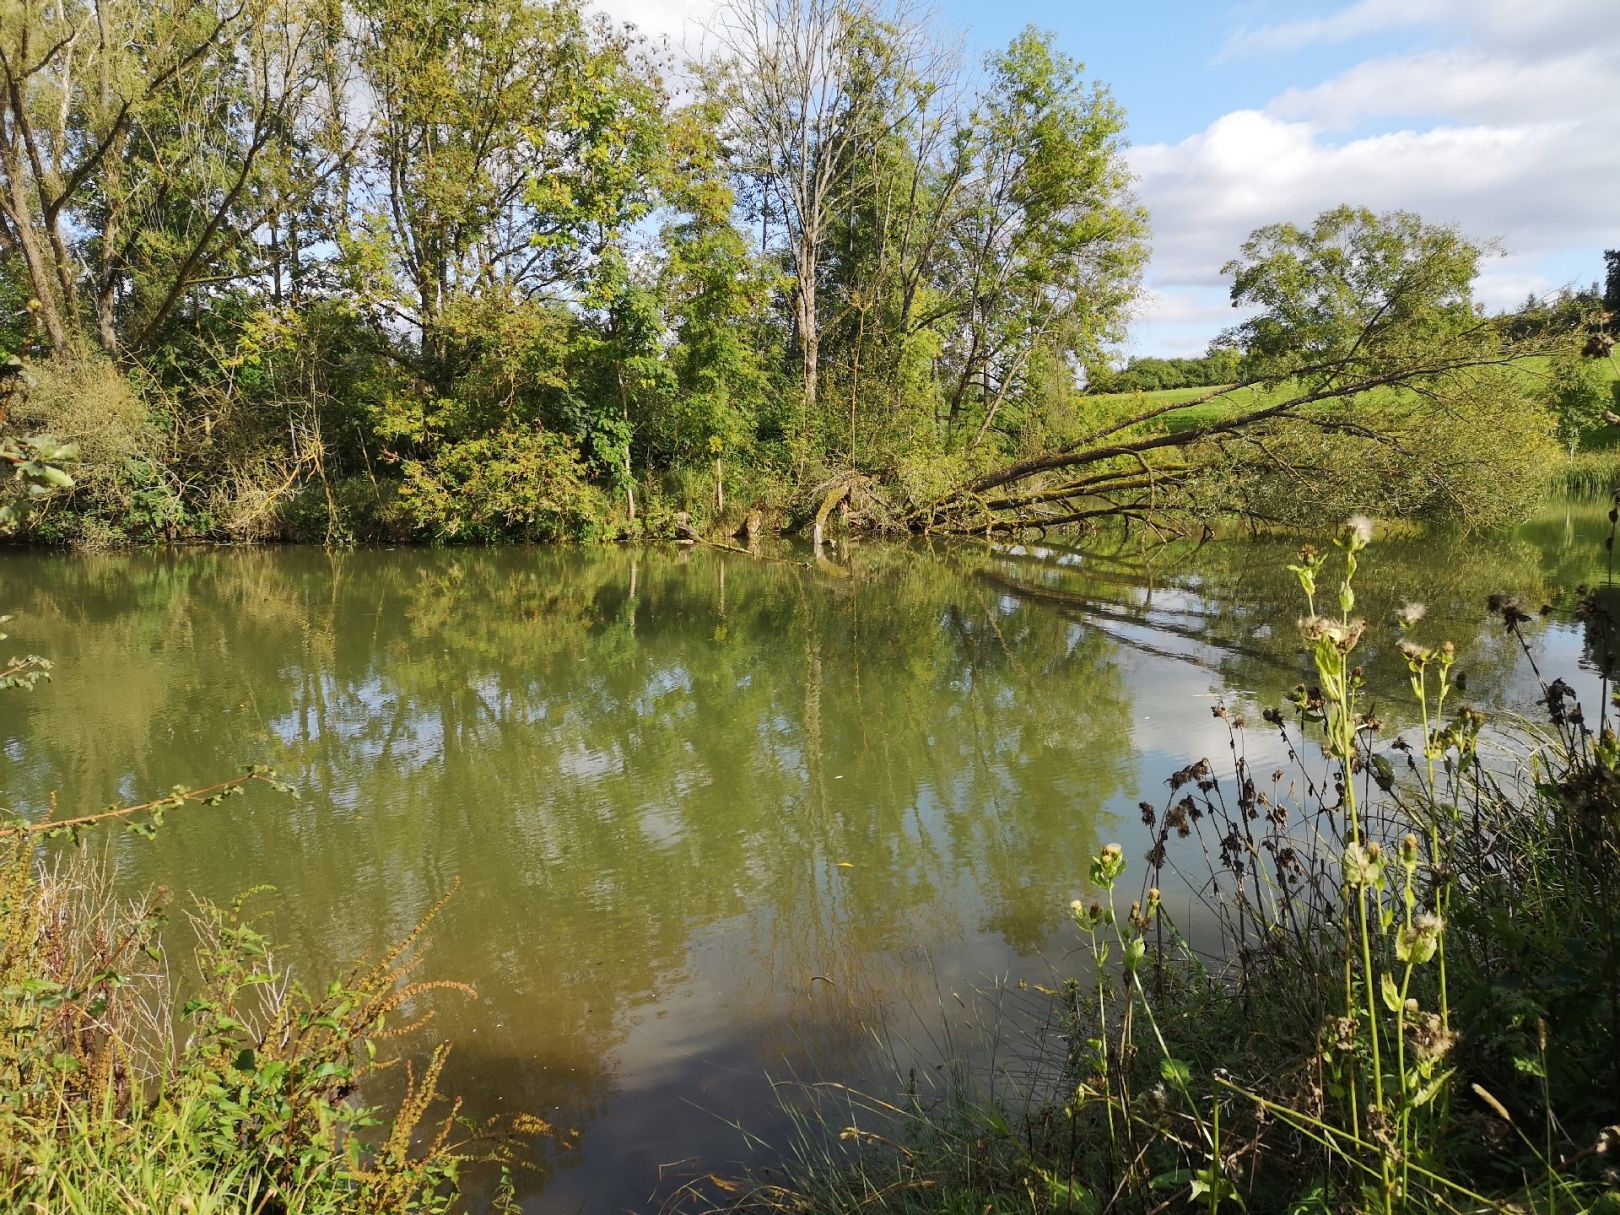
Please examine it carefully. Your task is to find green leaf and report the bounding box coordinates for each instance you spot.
[1160,1057,1192,1087]
[1150,1169,1194,1191]
[1410,1068,1454,1108]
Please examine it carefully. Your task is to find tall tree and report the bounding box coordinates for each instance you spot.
[1223,206,1483,384]
[0,0,344,357]
[656,89,774,469]
[713,0,936,456]
[1604,248,1620,332]
[935,28,1145,449]
[348,0,663,401]
[923,206,1558,535]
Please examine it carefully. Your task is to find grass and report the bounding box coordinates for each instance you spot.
[1555,449,1620,496]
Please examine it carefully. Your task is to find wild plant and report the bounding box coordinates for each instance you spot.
[0,624,544,1213]
[1061,514,1620,1215]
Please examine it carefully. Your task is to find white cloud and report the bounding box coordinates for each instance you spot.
[1221,0,1443,58]
[1267,46,1620,130]
[1222,0,1605,59]
[1129,0,1620,354]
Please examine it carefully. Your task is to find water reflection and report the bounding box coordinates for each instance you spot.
[0,504,1609,1210]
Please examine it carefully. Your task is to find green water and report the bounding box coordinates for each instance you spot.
[1,503,1612,1211]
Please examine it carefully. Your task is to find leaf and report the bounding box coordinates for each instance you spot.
[1160,1057,1192,1087]
[1149,1169,1194,1190]
[1410,1068,1453,1108]
[1381,973,1401,1013]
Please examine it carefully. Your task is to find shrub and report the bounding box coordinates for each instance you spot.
[5,355,150,506]
[399,428,610,542]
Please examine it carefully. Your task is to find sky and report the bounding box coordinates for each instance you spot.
[595,0,1620,358]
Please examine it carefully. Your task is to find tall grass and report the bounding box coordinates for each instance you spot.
[1554,450,1620,498]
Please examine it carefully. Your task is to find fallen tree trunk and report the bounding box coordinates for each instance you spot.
[913,338,1562,536]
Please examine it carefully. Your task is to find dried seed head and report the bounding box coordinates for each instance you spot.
[1395,602,1427,630]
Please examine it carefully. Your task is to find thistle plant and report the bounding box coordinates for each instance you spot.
[1070,846,1234,1214]
[1289,518,1468,1212]
[1069,518,1531,1215]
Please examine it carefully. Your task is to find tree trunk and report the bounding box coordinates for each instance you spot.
[2,194,73,352]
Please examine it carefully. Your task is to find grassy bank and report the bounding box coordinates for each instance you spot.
[1085,354,1620,441]
[693,517,1620,1215]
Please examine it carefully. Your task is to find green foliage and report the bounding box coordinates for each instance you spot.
[0,432,76,533]
[1223,206,1484,383]
[654,94,776,469]
[1603,250,1620,329]
[1546,348,1616,454]
[399,428,609,542]
[1192,366,1561,532]
[937,28,1147,449]
[1087,349,1240,394]
[0,0,1569,545]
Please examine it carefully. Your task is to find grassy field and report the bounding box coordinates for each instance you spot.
[1084,353,1620,447]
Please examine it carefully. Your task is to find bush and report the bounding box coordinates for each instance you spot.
[5,355,150,502]
[398,428,610,542]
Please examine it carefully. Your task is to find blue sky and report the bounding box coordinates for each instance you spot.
[605,0,1619,357]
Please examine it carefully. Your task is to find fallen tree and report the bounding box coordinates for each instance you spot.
[910,207,1601,537]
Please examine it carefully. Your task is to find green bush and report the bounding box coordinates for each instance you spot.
[398,428,610,542]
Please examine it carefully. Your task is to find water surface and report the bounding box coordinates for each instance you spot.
[1,504,1612,1210]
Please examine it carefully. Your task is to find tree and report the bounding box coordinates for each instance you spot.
[655,91,774,471]
[349,0,663,400]
[714,0,936,452]
[933,28,1145,451]
[1222,206,1483,385]
[1546,349,1612,455]
[0,0,345,358]
[920,206,1561,536]
[1604,249,1620,334]
[812,18,963,463]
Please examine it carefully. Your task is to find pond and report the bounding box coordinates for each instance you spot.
[1,501,1614,1211]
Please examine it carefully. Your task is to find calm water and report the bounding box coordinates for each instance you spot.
[1,504,1614,1210]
